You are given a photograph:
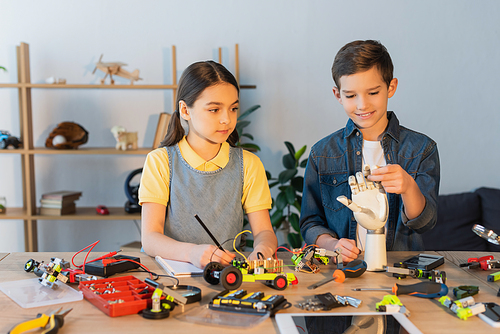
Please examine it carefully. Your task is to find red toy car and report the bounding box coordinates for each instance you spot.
[96,205,109,215]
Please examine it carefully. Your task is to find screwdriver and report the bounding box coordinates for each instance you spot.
[352,281,448,298]
[309,260,367,289]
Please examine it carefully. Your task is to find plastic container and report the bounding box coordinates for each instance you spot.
[0,277,83,308]
[79,275,154,317]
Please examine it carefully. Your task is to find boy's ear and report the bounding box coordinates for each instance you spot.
[179,101,191,120]
[388,78,398,98]
[332,86,343,104]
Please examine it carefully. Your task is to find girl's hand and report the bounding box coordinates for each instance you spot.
[367,164,414,194]
[189,244,235,269]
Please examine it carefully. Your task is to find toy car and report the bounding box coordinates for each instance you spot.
[96,205,109,215]
[0,130,22,149]
[204,258,298,291]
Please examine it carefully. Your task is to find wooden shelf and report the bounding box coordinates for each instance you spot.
[0,147,153,155]
[36,207,141,220]
[0,208,29,220]
[0,207,140,220]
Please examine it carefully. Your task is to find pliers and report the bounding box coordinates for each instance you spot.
[8,307,72,334]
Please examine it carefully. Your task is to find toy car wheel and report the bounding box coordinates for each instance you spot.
[221,266,243,290]
[273,276,288,290]
[203,262,224,285]
[24,259,36,272]
[0,140,6,149]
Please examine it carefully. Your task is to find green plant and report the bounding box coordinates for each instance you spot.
[268,141,308,249]
[0,66,6,72]
[235,105,261,152]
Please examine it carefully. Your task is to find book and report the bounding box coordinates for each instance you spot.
[40,198,79,208]
[152,112,171,149]
[41,191,82,202]
[155,255,203,277]
[39,203,76,215]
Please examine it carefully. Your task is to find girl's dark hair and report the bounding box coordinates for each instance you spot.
[331,40,394,89]
[160,61,240,147]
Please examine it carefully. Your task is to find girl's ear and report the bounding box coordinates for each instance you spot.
[179,101,191,121]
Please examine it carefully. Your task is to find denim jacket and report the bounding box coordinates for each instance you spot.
[300,111,440,251]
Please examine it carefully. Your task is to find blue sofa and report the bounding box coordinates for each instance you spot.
[422,187,500,251]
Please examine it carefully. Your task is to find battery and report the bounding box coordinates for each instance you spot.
[83,255,141,277]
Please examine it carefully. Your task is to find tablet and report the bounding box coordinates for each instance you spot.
[275,312,423,334]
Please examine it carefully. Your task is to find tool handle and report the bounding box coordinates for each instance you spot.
[394,282,448,298]
[42,315,63,334]
[8,314,50,334]
[342,260,367,278]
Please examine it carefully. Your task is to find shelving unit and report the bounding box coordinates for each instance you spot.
[0,42,255,252]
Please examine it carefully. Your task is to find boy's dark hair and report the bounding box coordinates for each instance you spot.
[161,60,240,147]
[331,40,394,89]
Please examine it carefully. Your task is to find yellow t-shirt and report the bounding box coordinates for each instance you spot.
[139,137,272,214]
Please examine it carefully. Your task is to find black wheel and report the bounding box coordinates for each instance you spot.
[203,262,224,285]
[221,266,243,290]
[272,276,288,290]
[24,259,36,272]
[0,140,6,149]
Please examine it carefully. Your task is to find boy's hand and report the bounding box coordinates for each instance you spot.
[189,244,235,269]
[337,165,388,230]
[317,234,360,263]
[366,164,414,194]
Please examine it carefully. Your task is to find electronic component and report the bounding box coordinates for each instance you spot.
[83,255,141,277]
[297,292,361,311]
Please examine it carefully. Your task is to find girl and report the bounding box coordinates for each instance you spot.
[139,61,277,269]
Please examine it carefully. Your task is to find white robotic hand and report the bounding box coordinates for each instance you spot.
[336,165,389,272]
[337,165,388,230]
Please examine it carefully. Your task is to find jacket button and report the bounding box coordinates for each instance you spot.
[356,151,360,155]
[356,132,359,136]
[333,179,337,184]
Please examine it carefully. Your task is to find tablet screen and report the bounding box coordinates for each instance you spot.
[275,312,422,334]
[293,314,402,334]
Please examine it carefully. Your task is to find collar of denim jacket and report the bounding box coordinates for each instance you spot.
[344,110,400,143]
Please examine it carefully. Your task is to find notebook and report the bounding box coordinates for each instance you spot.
[155,256,204,277]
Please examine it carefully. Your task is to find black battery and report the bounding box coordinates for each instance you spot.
[83,255,141,277]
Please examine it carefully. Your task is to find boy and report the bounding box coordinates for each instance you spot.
[299,40,440,262]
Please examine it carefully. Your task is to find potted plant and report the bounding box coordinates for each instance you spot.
[268,142,308,249]
[235,105,261,152]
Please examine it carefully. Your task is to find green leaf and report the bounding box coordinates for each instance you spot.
[293,199,301,212]
[294,145,307,161]
[291,176,304,193]
[239,143,260,151]
[0,66,6,72]
[300,158,308,168]
[237,105,260,121]
[282,153,296,169]
[284,141,295,157]
[266,170,272,180]
[288,233,303,249]
[241,133,254,140]
[271,209,285,228]
[236,120,251,131]
[289,213,300,232]
[285,186,295,205]
[278,168,297,184]
[276,192,288,211]
[268,181,280,189]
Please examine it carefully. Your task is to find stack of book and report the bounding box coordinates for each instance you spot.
[39,191,82,215]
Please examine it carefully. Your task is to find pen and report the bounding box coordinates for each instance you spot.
[194,214,226,253]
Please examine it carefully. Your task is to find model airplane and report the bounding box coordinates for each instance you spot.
[92,55,142,84]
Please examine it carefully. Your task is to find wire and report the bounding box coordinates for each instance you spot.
[233,230,251,263]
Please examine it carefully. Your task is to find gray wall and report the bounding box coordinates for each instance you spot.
[1,1,499,252]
